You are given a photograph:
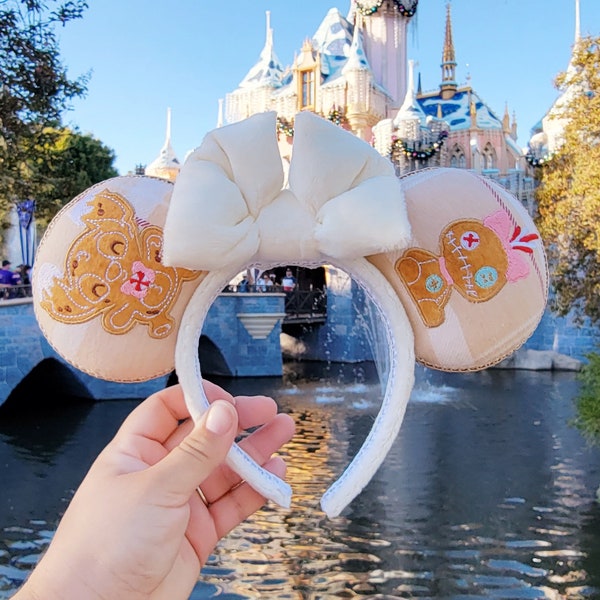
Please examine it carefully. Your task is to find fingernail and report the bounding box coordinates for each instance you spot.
[206,401,235,435]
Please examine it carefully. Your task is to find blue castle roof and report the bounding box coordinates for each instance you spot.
[418,89,503,132]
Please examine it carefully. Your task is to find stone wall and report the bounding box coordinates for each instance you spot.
[0,293,287,406]
[525,309,598,362]
[203,293,286,377]
[0,298,169,406]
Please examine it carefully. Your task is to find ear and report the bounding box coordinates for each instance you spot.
[369,168,548,372]
[32,176,206,382]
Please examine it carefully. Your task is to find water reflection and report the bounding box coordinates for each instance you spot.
[1,365,600,598]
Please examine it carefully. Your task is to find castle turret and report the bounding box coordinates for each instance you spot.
[529,0,582,157]
[393,59,427,138]
[511,111,518,141]
[226,11,284,123]
[342,21,374,139]
[352,0,418,112]
[374,58,449,175]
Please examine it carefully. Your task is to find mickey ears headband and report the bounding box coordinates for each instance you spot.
[33,111,548,517]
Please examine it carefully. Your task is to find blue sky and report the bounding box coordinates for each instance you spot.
[57,1,597,175]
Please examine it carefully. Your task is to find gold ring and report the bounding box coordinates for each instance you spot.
[196,487,209,507]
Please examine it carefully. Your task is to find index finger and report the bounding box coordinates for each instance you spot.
[117,382,234,444]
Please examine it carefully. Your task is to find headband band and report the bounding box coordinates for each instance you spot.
[174,256,415,517]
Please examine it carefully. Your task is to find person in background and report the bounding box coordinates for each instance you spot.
[0,260,21,298]
[11,382,294,600]
[256,273,267,292]
[0,260,19,286]
[238,275,249,293]
[16,264,31,286]
[281,268,296,292]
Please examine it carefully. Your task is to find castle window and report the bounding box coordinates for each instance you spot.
[450,145,466,168]
[482,143,496,170]
[300,69,314,109]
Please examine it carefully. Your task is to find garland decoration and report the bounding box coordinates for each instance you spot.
[327,106,348,127]
[525,152,554,168]
[355,0,383,15]
[276,116,294,137]
[355,0,418,18]
[391,130,448,160]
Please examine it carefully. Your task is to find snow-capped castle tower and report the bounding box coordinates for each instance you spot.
[225,1,418,142]
[145,108,180,182]
[527,0,582,164]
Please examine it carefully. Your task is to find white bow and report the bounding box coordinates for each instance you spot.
[162,111,411,271]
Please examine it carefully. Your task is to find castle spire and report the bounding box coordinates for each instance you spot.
[342,19,371,73]
[511,110,518,141]
[145,107,180,182]
[165,106,172,143]
[265,10,273,53]
[393,59,427,128]
[342,19,372,139]
[216,98,224,128]
[565,0,582,80]
[502,103,510,133]
[440,2,457,100]
[237,10,283,89]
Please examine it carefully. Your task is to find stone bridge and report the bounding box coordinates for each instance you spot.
[0,293,288,407]
[1,266,596,408]
[0,267,390,407]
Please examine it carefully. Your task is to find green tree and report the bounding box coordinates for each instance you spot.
[573,352,600,445]
[0,0,89,239]
[32,127,119,225]
[535,35,600,323]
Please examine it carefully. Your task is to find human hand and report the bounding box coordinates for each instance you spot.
[13,382,295,600]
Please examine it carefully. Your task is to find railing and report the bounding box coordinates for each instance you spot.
[0,284,32,300]
[222,284,282,293]
[283,288,325,315]
[1,283,328,324]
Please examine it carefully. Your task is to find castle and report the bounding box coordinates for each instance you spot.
[146,0,585,217]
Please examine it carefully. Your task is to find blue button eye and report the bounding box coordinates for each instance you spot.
[475,266,498,289]
[425,274,444,293]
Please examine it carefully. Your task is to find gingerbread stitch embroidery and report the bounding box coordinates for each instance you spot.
[395,209,539,328]
[40,190,202,338]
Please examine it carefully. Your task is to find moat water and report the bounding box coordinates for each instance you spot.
[1,363,600,598]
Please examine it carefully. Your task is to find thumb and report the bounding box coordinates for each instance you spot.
[149,400,238,500]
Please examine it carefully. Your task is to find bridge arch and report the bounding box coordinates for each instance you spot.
[0,293,287,407]
[199,335,232,377]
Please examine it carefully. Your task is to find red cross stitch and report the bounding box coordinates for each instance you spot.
[120,260,156,299]
[462,232,480,248]
[129,270,151,292]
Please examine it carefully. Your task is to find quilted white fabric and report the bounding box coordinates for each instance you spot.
[162,111,411,269]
